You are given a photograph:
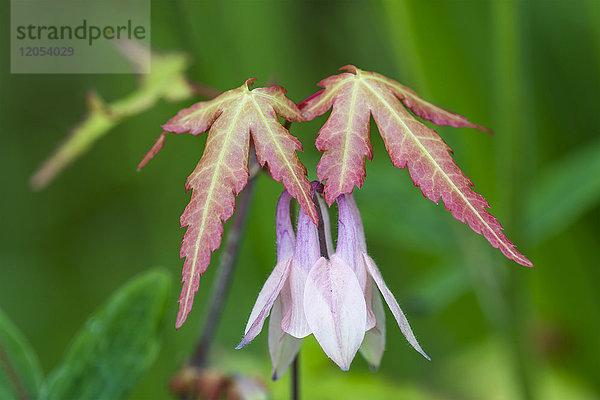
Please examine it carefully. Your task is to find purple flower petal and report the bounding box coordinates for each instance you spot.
[363,254,430,360]
[269,296,302,380]
[359,281,386,370]
[281,263,312,338]
[237,258,292,349]
[304,255,367,370]
[335,194,375,327]
[345,193,367,252]
[281,205,320,338]
[363,275,377,331]
[276,190,295,261]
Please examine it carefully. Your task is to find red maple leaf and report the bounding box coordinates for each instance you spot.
[140,79,318,328]
[300,65,532,268]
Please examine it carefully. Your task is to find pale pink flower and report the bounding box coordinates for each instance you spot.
[237,189,429,378]
[235,189,310,379]
[331,194,430,368]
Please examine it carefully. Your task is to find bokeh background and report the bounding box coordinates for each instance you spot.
[2,0,599,399]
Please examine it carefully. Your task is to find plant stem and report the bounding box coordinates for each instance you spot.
[291,354,299,400]
[313,183,329,259]
[189,150,260,369]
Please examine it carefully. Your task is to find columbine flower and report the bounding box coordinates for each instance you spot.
[330,193,430,368]
[236,188,316,379]
[237,188,429,378]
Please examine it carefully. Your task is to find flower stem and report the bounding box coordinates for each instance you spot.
[312,184,330,259]
[291,354,299,400]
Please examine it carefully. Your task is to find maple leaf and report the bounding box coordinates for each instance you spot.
[140,79,318,328]
[300,65,532,268]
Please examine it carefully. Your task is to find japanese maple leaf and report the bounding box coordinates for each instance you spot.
[140,79,318,328]
[300,65,532,268]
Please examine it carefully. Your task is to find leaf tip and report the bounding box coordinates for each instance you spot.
[473,124,493,135]
[517,256,535,268]
[298,89,324,112]
[302,201,320,227]
[243,78,257,90]
[137,131,167,171]
[175,304,190,330]
[339,65,360,74]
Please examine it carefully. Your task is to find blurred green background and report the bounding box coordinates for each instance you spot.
[1,0,599,399]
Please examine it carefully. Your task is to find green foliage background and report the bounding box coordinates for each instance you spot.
[1,1,599,399]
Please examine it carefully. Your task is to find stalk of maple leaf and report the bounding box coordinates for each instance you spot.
[300,65,533,268]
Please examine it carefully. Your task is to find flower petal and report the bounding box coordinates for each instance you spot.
[335,194,375,327]
[292,195,321,272]
[363,275,377,331]
[335,195,364,276]
[276,190,295,261]
[281,263,312,337]
[363,254,430,360]
[269,296,302,380]
[359,283,386,370]
[304,255,367,370]
[237,258,292,349]
[345,193,367,252]
[281,206,320,338]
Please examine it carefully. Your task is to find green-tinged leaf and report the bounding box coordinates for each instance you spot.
[526,138,600,242]
[43,268,171,400]
[30,42,196,190]
[141,79,317,329]
[301,66,533,268]
[0,309,43,400]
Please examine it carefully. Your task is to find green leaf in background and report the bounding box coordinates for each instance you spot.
[42,268,171,400]
[526,138,600,242]
[0,308,44,400]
